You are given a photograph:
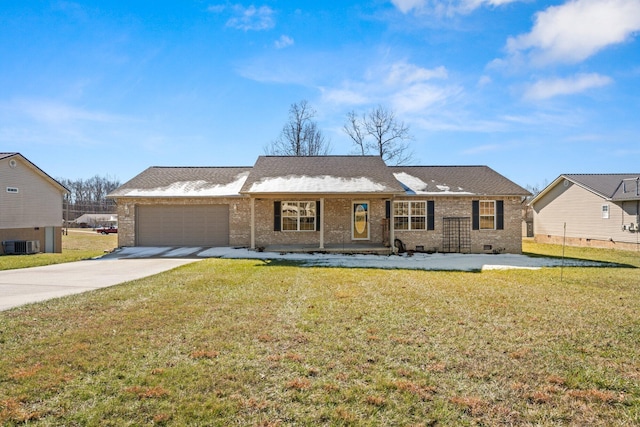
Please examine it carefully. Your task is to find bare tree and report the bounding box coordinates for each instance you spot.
[342,105,414,165]
[59,175,121,220]
[265,100,331,156]
[343,110,367,156]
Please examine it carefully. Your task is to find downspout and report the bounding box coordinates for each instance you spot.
[250,197,255,250]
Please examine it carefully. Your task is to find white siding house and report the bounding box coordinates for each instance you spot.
[531,174,640,250]
[0,153,69,254]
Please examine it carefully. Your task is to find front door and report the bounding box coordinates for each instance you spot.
[352,201,370,240]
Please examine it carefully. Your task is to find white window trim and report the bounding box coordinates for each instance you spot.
[281,201,316,232]
[393,200,427,231]
[601,204,610,219]
[479,200,496,230]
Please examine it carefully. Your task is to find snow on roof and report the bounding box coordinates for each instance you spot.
[246,175,389,194]
[121,172,249,197]
[393,172,473,195]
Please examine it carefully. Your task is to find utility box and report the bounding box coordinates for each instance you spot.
[2,240,41,255]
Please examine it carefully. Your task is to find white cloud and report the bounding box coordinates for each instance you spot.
[391,0,426,13]
[320,87,370,105]
[225,5,275,31]
[523,73,613,100]
[274,35,294,49]
[391,83,463,114]
[386,63,447,85]
[507,0,640,66]
[322,61,459,113]
[391,0,522,16]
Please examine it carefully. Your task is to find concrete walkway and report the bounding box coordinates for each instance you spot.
[0,258,198,311]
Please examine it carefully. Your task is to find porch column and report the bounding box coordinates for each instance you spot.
[319,198,325,249]
[250,197,255,250]
[389,197,395,253]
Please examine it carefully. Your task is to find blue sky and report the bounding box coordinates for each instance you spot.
[1,0,639,189]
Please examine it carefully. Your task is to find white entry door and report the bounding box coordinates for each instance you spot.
[352,201,370,240]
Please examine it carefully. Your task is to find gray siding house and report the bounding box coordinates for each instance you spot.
[108,156,530,254]
[531,174,640,250]
[0,153,69,254]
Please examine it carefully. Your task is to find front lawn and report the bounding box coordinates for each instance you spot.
[0,247,639,425]
[0,229,117,271]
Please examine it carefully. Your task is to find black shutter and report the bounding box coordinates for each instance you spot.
[427,201,435,230]
[472,200,479,230]
[274,201,281,231]
[496,200,504,230]
[385,200,391,219]
[316,200,321,231]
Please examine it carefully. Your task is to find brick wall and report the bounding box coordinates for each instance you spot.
[393,196,523,254]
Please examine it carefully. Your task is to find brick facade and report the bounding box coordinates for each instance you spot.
[393,196,523,254]
[116,195,524,254]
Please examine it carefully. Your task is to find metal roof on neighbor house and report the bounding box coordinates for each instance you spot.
[107,166,252,197]
[240,155,406,195]
[531,174,640,205]
[562,174,640,201]
[390,166,531,196]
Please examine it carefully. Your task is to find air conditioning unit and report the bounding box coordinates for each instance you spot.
[2,240,40,255]
[629,223,637,232]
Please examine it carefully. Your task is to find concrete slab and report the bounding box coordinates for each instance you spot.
[0,258,199,311]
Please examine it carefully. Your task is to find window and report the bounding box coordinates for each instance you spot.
[602,204,610,219]
[472,200,504,230]
[281,201,316,231]
[479,200,496,230]
[393,201,426,230]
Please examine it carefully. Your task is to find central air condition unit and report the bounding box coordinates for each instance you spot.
[2,240,40,255]
[629,223,637,232]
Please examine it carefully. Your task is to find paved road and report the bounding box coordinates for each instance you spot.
[0,258,199,311]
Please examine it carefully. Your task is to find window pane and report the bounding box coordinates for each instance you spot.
[394,217,409,230]
[282,202,298,217]
[282,217,298,231]
[394,201,409,216]
[480,201,494,215]
[411,202,426,216]
[300,202,315,217]
[300,217,315,230]
[411,217,426,230]
[480,216,494,229]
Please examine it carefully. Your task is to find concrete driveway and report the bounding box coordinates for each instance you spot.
[0,258,198,311]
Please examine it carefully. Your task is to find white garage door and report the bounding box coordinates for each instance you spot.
[136,205,229,246]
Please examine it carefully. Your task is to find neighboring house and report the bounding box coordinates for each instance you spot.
[0,153,69,254]
[73,213,118,228]
[108,156,530,254]
[530,174,640,250]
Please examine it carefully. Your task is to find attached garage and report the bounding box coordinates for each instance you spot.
[136,204,229,246]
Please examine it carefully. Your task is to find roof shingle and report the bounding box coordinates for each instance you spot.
[391,166,530,196]
[240,156,406,195]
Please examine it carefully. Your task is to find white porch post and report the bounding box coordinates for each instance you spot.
[389,197,395,253]
[319,198,325,249]
[250,197,255,250]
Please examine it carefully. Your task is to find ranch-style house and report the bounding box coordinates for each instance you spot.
[108,156,530,254]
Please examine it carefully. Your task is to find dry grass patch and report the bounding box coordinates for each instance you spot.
[0,245,639,425]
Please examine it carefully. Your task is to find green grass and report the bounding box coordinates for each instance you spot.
[0,230,117,271]
[0,244,639,425]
